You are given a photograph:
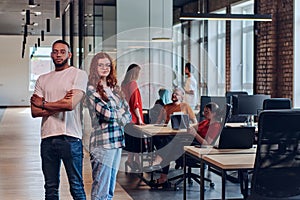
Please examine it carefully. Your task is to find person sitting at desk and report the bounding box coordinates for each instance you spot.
[153,87,197,188]
[188,102,222,145]
[148,88,172,124]
[155,87,198,124]
[153,102,222,188]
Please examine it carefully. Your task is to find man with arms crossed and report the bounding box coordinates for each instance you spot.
[31,40,87,200]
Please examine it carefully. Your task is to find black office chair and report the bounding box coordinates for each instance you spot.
[171,104,232,190]
[225,91,248,123]
[263,98,292,110]
[247,110,300,200]
[124,123,152,174]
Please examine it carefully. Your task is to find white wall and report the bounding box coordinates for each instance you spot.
[0,35,59,106]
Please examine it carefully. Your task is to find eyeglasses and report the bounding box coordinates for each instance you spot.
[98,63,112,68]
[173,92,182,96]
[52,50,68,55]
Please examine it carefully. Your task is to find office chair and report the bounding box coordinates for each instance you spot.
[171,104,232,190]
[124,123,152,174]
[263,98,292,110]
[247,110,300,200]
[225,91,248,123]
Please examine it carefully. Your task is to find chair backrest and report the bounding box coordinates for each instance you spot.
[250,110,300,199]
[263,98,292,110]
[225,91,248,123]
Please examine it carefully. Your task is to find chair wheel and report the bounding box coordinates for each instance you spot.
[210,182,215,187]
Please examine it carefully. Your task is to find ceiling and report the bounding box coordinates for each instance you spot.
[0,0,196,36]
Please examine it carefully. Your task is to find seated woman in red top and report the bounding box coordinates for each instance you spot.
[154,102,222,188]
[188,102,222,145]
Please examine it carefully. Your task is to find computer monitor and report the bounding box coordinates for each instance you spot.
[237,95,271,116]
[235,94,271,125]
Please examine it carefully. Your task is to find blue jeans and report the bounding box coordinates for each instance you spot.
[90,147,122,200]
[41,135,86,200]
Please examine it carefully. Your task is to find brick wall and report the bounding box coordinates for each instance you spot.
[256,0,293,100]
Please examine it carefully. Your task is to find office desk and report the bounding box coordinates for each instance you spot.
[183,146,256,200]
[132,124,191,187]
[135,124,191,136]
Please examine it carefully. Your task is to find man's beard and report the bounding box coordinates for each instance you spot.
[172,97,179,103]
[54,58,68,68]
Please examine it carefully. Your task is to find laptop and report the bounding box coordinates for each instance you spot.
[214,126,255,149]
[170,114,190,130]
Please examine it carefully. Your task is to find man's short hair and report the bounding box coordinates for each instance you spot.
[52,40,70,51]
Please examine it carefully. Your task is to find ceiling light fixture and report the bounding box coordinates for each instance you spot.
[152,37,173,42]
[41,30,44,41]
[179,13,272,22]
[29,0,38,8]
[26,10,30,25]
[151,0,172,42]
[46,19,50,32]
[21,10,41,16]
[55,1,60,19]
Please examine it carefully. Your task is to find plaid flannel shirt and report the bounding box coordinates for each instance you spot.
[86,85,131,150]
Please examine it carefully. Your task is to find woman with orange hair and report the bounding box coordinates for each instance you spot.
[86,52,131,200]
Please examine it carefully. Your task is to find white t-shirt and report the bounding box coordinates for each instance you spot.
[34,67,88,139]
[184,74,198,108]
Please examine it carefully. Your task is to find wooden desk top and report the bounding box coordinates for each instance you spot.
[184,146,257,158]
[134,124,188,136]
[202,154,255,170]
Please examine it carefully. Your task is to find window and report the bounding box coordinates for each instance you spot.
[207,9,226,96]
[29,47,53,91]
[231,0,254,94]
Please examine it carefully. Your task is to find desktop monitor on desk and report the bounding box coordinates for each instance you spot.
[233,94,271,126]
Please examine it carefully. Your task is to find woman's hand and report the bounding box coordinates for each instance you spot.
[187,127,197,136]
[137,118,145,125]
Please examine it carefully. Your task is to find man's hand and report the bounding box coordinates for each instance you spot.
[30,94,44,108]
